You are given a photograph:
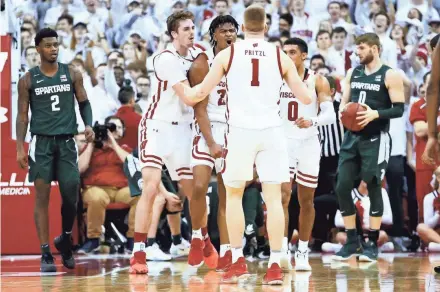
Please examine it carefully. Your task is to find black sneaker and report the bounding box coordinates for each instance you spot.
[255,243,270,259]
[243,234,257,258]
[332,238,363,261]
[40,253,57,273]
[77,239,100,254]
[358,241,378,262]
[54,234,75,269]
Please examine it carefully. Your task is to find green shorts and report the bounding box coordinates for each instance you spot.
[28,134,80,184]
[338,131,391,184]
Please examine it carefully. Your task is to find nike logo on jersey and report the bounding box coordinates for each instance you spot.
[34,74,40,77]
[36,80,44,83]
[371,138,378,142]
[354,76,361,78]
[372,211,379,214]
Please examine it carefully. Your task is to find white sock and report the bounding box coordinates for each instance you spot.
[192,229,203,240]
[231,247,243,263]
[133,242,146,253]
[429,242,440,252]
[298,240,308,252]
[220,244,231,257]
[268,250,281,266]
[282,237,288,252]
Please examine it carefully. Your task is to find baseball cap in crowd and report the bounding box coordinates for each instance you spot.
[126,0,140,5]
[429,15,440,26]
[129,30,145,40]
[416,47,428,64]
[172,0,186,7]
[73,19,88,29]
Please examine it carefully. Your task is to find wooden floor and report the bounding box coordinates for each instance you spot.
[1,253,440,291]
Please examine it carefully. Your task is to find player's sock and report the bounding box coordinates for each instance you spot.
[192,229,203,240]
[134,232,147,243]
[201,227,209,240]
[147,238,156,247]
[368,229,379,245]
[282,237,289,251]
[298,240,308,252]
[231,247,243,263]
[346,229,357,242]
[220,244,231,257]
[172,234,182,245]
[268,250,281,266]
[41,243,51,254]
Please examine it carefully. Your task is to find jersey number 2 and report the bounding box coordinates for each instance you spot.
[251,59,260,87]
[51,95,60,111]
[217,89,226,106]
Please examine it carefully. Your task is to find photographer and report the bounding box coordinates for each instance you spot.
[77,116,138,254]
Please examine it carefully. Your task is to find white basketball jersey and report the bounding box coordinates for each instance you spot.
[279,69,319,139]
[145,45,201,123]
[225,39,284,129]
[203,48,227,123]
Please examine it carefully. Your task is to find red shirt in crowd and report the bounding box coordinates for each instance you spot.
[82,144,133,188]
[116,105,142,150]
[409,98,440,171]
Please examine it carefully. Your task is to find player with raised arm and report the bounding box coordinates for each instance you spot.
[187,15,238,271]
[332,33,404,262]
[422,34,440,165]
[278,37,335,271]
[130,11,208,274]
[16,28,95,272]
[184,5,312,285]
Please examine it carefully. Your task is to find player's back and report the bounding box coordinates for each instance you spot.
[226,39,284,129]
[279,69,319,139]
[28,63,77,135]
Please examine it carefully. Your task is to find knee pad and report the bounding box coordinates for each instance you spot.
[367,182,383,217]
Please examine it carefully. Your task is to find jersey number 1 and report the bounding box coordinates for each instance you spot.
[51,95,60,111]
[251,59,260,87]
[288,101,298,121]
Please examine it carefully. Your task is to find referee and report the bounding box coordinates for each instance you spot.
[316,76,344,196]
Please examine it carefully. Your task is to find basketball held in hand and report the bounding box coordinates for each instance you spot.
[340,103,367,132]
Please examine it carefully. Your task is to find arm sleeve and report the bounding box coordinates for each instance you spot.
[377,102,404,120]
[154,53,187,87]
[312,101,336,126]
[78,99,93,127]
[381,189,393,225]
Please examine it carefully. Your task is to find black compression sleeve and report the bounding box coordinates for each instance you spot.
[78,99,93,127]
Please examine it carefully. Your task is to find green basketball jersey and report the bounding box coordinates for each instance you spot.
[28,63,77,136]
[349,64,392,136]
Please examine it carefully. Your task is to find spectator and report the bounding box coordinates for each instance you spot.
[22,46,40,73]
[309,54,326,71]
[77,116,137,253]
[135,75,151,112]
[115,86,142,150]
[327,1,349,30]
[278,13,294,36]
[288,0,314,42]
[126,60,147,85]
[316,65,332,76]
[44,0,78,28]
[74,0,112,37]
[329,27,352,78]
[417,166,440,252]
[373,11,398,69]
[201,0,230,37]
[56,14,74,49]
[409,72,437,223]
[391,22,413,73]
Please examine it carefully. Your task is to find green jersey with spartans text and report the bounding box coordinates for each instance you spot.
[28,63,77,135]
[349,64,392,136]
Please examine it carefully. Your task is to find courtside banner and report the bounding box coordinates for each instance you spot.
[1,35,63,254]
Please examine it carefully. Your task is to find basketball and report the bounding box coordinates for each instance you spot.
[340,103,367,132]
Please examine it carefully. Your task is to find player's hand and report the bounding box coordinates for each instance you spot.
[422,136,439,166]
[164,192,183,212]
[208,143,223,159]
[84,126,95,143]
[295,117,312,128]
[16,149,28,169]
[356,104,379,127]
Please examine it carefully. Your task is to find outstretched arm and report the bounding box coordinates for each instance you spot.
[280,50,311,105]
[70,66,95,142]
[16,72,31,169]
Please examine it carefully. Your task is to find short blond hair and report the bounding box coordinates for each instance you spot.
[244,4,266,33]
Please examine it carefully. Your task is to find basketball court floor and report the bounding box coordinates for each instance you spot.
[1,253,440,291]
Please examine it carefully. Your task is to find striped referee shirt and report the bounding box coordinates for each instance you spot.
[318,100,344,157]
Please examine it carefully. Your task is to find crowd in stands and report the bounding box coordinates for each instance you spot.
[6,0,440,258]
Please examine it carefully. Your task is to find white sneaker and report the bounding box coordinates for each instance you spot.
[379,242,394,252]
[280,249,293,270]
[170,240,190,257]
[321,242,342,253]
[294,250,311,271]
[429,242,440,252]
[146,243,172,261]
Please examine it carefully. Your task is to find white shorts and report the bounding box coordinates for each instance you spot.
[138,118,193,181]
[190,122,226,173]
[221,126,290,187]
[287,135,321,188]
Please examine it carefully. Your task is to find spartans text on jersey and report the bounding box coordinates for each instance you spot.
[34,84,71,96]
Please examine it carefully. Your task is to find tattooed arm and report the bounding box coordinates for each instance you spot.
[16,72,31,169]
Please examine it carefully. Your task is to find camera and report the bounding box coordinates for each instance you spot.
[93,121,116,148]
